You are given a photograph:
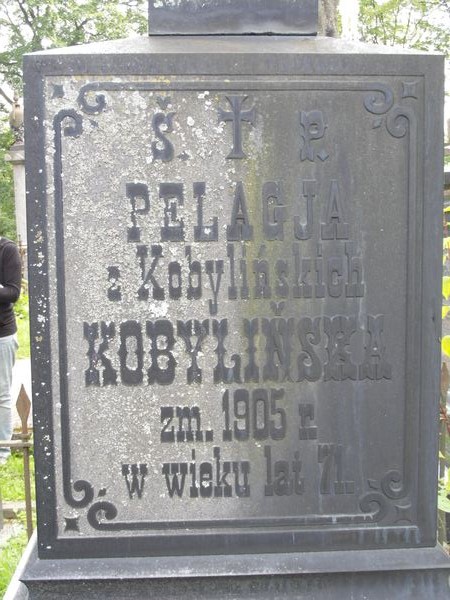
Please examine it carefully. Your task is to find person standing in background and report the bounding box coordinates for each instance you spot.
[0,237,21,464]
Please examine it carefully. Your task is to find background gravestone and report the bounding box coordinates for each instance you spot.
[20,0,450,598]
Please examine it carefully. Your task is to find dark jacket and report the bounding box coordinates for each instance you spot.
[0,238,22,337]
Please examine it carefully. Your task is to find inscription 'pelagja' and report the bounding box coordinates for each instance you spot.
[124,178,349,245]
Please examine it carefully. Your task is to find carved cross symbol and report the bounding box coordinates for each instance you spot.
[218,95,256,159]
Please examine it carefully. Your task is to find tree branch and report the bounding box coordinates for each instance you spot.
[402,6,413,47]
[0,87,13,105]
[392,3,401,43]
[15,0,36,34]
[74,18,90,32]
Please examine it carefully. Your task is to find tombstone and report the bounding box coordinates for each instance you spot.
[5,140,27,278]
[20,1,450,598]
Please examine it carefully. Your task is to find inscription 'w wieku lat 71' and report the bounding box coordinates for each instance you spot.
[24,30,444,567]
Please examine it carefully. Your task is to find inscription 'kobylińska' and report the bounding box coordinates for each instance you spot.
[83,314,392,386]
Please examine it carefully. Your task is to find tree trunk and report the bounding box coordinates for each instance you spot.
[318,0,339,37]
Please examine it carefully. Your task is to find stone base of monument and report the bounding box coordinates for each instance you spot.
[16,538,450,599]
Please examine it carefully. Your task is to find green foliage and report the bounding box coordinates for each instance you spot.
[441,223,450,533]
[0,454,35,595]
[0,529,29,598]
[0,123,15,239]
[14,286,29,322]
[0,453,35,502]
[16,315,30,359]
[438,472,450,512]
[15,287,30,359]
[359,0,450,56]
[0,0,147,94]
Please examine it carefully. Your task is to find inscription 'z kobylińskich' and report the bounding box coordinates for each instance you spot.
[113,241,363,311]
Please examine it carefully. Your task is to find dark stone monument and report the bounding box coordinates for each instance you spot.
[148,0,319,35]
[20,0,450,597]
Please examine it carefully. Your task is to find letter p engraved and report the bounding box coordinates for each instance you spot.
[122,463,148,499]
[299,110,329,162]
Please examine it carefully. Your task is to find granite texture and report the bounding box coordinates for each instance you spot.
[23,31,444,571]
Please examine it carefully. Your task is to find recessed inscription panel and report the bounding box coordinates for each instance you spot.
[43,76,420,553]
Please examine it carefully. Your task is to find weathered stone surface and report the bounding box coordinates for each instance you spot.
[19,541,450,598]
[23,35,444,568]
[148,0,318,35]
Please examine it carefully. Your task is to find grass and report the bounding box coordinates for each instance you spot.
[16,315,30,360]
[0,453,35,597]
[0,528,29,598]
[0,453,35,502]
[14,288,30,360]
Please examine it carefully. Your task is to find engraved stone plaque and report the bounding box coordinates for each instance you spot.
[24,37,443,560]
